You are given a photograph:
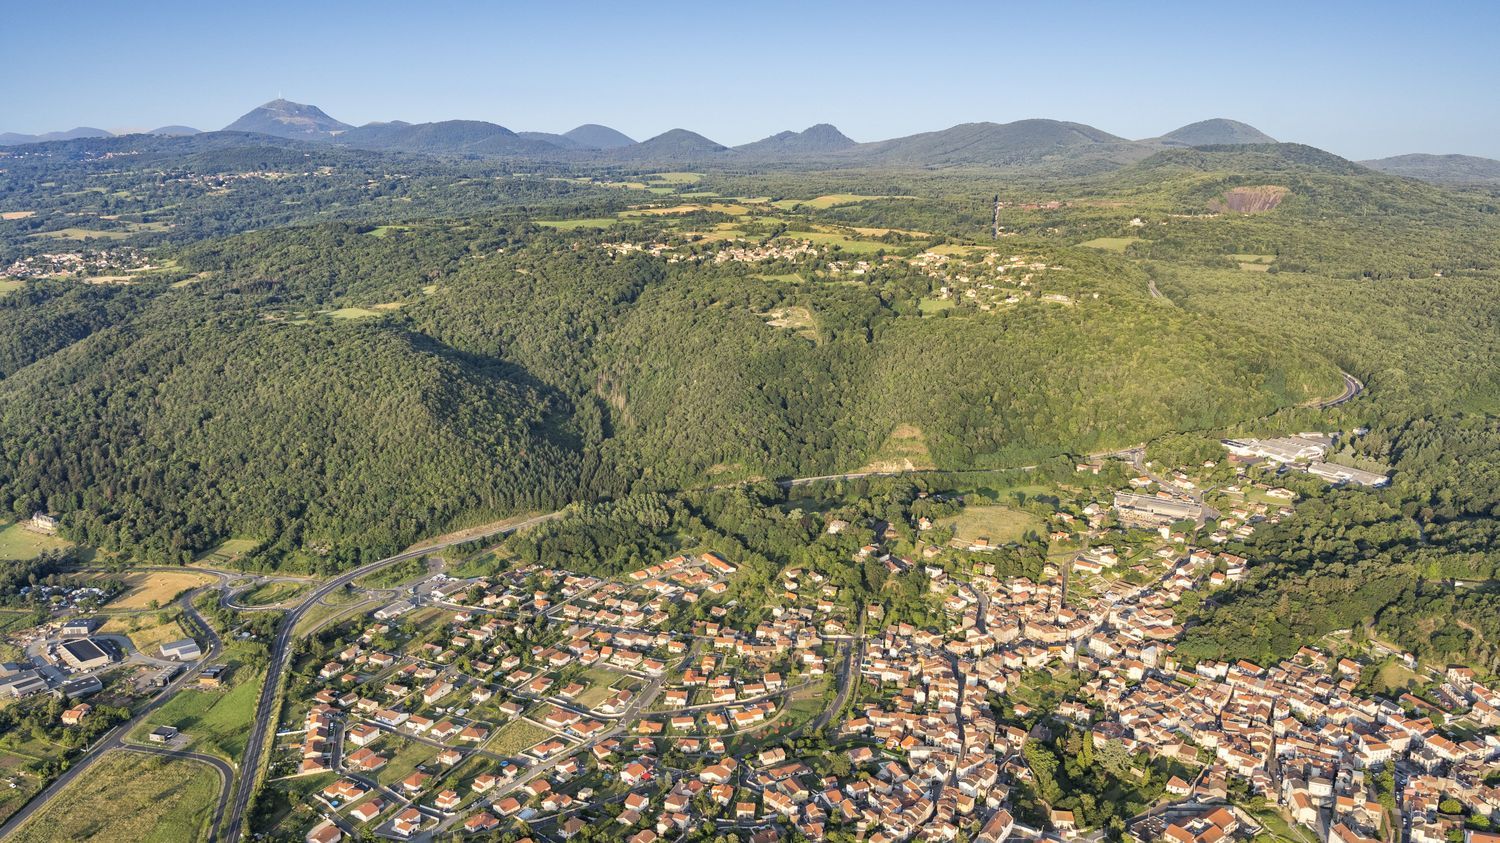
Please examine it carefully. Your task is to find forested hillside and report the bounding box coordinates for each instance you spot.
[3,137,1499,584]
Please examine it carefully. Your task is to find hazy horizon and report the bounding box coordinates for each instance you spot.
[7,0,1500,159]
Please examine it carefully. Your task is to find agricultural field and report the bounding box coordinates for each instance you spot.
[104,570,215,610]
[0,279,24,296]
[536,217,618,230]
[28,227,129,241]
[0,522,72,561]
[937,504,1045,547]
[770,193,906,210]
[9,751,220,843]
[773,229,888,254]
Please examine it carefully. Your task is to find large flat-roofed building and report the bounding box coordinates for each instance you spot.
[1307,461,1389,488]
[159,638,202,661]
[1222,436,1328,465]
[0,671,48,699]
[1114,492,1204,527]
[60,617,102,637]
[58,637,113,671]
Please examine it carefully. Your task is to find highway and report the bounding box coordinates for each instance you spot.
[222,511,561,839]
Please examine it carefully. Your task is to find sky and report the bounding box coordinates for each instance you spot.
[5,0,1499,159]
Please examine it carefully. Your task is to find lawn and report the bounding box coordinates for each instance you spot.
[535,217,619,230]
[938,504,1044,547]
[0,522,72,561]
[918,296,955,315]
[9,751,220,843]
[375,736,438,787]
[196,537,258,566]
[133,668,264,761]
[105,570,215,609]
[483,720,550,756]
[0,279,24,297]
[1078,236,1144,252]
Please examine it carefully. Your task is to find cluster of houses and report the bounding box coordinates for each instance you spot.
[291,476,1496,843]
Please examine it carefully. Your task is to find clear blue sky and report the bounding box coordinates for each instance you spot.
[6,0,1498,159]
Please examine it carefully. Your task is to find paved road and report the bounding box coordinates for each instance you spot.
[0,586,224,841]
[1316,370,1364,409]
[119,744,235,843]
[223,511,561,839]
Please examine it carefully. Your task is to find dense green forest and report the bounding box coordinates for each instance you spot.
[3,135,1500,630]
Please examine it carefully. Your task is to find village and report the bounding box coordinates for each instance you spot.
[249,444,1494,843]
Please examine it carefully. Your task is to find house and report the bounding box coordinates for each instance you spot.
[29,512,59,534]
[306,819,342,843]
[60,703,92,725]
[465,812,500,834]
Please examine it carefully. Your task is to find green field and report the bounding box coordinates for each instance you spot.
[10,751,219,843]
[0,522,72,561]
[237,580,309,606]
[918,296,955,315]
[756,273,806,283]
[1078,236,1144,252]
[775,231,887,254]
[937,504,1044,547]
[647,172,705,185]
[771,194,905,210]
[196,537,258,566]
[28,228,130,241]
[483,720,550,756]
[134,667,264,761]
[535,217,619,230]
[0,279,23,297]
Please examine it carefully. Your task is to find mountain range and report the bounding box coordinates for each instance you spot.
[7,99,1499,182]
